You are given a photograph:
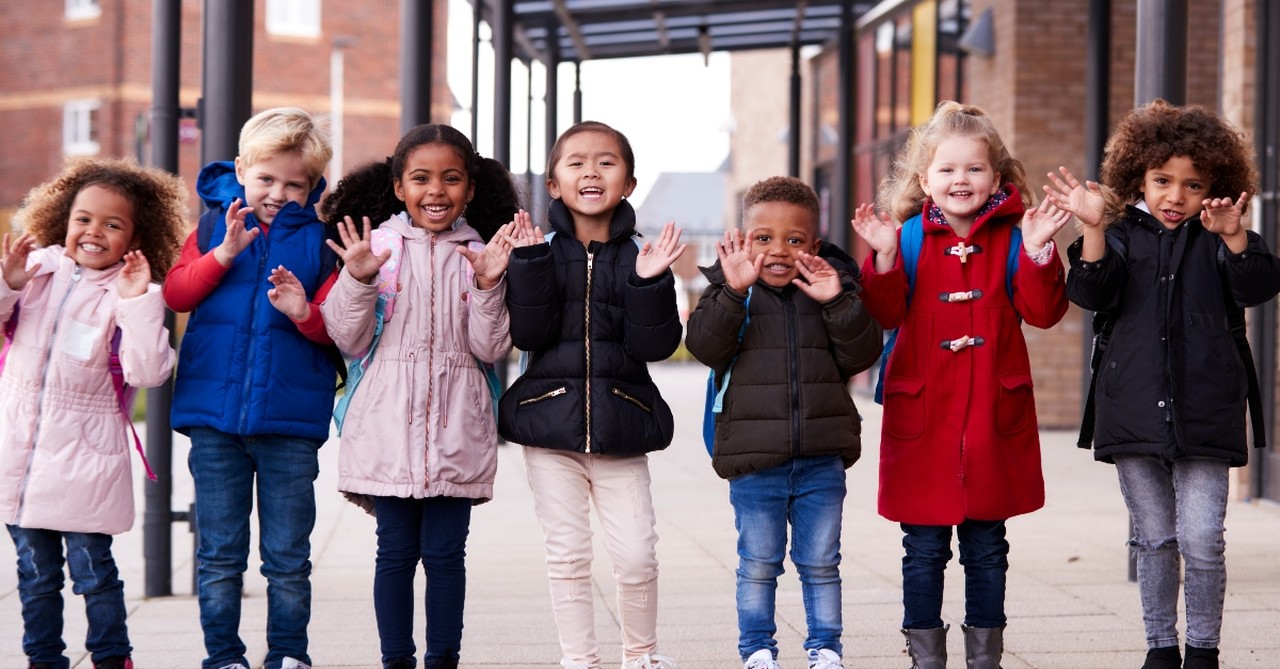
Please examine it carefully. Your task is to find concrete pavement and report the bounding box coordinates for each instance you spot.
[3,361,1279,668]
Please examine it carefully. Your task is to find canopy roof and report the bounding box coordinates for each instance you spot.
[500,0,878,62]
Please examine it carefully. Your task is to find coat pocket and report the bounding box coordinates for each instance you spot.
[995,373,1034,436]
[884,376,926,440]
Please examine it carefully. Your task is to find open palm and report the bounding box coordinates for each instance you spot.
[326,216,390,284]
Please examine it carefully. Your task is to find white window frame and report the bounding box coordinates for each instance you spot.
[266,0,321,38]
[65,0,101,20]
[63,100,101,156]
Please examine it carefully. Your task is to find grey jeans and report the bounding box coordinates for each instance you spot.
[1114,454,1229,650]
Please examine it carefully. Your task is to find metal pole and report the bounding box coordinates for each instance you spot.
[144,0,181,599]
[545,23,560,177]
[526,61,535,197]
[470,0,483,148]
[1251,0,1280,498]
[401,0,434,131]
[492,0,514,168]
[573,62,583,125]
[200,0,254,164]
[788,42,802,179]
[1134,0,1186,105]
[830,0,853,249]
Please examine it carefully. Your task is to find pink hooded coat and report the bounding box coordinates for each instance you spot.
[322,214,511,506]
[0,246,175,535]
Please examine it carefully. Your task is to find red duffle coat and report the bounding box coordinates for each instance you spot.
[861,186,1068,525]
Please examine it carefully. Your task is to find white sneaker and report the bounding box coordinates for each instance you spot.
[281,659,312,669]
[806,648,843,669]
[216,665,250,669]
[744,649,779,669]
[622,653,678,669]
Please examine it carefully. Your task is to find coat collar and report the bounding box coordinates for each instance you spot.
[547,198,640,245]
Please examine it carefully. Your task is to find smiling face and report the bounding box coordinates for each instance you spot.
[1141,155,1209,230]
[919,135,1000,233]
[235,151,312,225]
[63,184,136,270]
[393,142,475,232]
[743,201,821,288]
[546,130,636,231]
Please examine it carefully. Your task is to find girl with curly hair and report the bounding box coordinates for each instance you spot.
[0,156,188,669]
[1047,99,1280,669]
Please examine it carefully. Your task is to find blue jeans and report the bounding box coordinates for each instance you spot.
[728,455,846,660]
[1114,455,1229,650]
[188,428,321,669]
[6,526,131,669]
[372,495,473,666]
[901,519,1008,629]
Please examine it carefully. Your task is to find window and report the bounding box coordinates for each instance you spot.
[63,100,101,155]
[267,0,321,38]
[65,0,100,20]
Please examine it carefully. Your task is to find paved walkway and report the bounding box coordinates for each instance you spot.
[3,362,1279,668]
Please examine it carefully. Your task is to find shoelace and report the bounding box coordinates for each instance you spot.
[744,658,779,669]
[627,653,678,669]
[806,650,843,669]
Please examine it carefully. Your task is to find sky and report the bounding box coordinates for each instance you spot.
[446,0,732,205]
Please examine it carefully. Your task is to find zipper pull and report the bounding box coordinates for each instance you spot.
[72,265,83,282]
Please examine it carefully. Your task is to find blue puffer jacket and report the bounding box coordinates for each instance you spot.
[171,161,337,441]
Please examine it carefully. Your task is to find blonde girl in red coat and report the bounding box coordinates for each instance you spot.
[850,101,1070,669]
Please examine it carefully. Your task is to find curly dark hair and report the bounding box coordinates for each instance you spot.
[742,176,820,234]
[15,157,189,282]
[1100,99,1259,223]
[320,124,521,244]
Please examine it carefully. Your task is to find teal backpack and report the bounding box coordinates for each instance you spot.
[873,215,1022,404]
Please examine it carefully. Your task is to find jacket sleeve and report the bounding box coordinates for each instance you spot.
[1011,243,1069,329]
[467,276,513,364]
[822,273,883,378]
[622,269,682,362]
[320,267,378,358]
[1066,232,1128,313]
[115,284,176,388]
[858,250,910,329]
[505,243,561,350]
[1223,230,1280,308]
[684,281,748,372]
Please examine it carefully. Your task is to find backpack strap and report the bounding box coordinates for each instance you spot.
[109,328,156,481]
[333,229,404,434]
[702,286,753,455]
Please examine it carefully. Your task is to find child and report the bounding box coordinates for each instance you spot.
[498,120,685,669]
[685,176,883,669]
[1045,100,1280,669]
[315,123,520,669]
[163,107,337,669]
[850,101,1070,669]
[1,157,187,669]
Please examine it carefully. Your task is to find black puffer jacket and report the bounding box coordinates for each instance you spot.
[1068,205,1280,466]
[685,243,883,479]
[498,199,681,455]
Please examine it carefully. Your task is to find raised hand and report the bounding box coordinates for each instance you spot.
[459,221,517,290]
[1202,192,1249,238]
[507,210,545,248]
[1021,197,1071,252]
[793,253,841,303]
[850,203,899,258]
[212,198,260,267]
[116,250,151,299]
[717,228,761,294]
[2,232,41,291]
[326,216,390,284]
[635,221,687,279]
[1043,166,1105,228]
[267,265,311,321]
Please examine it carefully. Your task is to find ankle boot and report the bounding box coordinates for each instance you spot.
[961,624,1003,669]
[1182,645,1219,669]
[1139,646,1180,669]
[902,625,948,669]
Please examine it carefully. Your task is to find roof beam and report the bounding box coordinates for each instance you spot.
[551,0,592,61]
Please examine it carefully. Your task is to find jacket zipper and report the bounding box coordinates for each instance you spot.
[785,296,801,456]
[520,386,568,405]
[611,387,651,412]
[584,250,594,454]
[16,265,82,524]
[238,236,270,433]
[424,235,438,486]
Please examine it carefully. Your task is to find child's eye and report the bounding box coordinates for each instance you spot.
[567,160,583,167]
[1187,183,1204,191]
[969,166,985,173]
[788,237,805,245]
[754,235,770,244]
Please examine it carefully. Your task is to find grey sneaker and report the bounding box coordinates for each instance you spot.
[806,648,843,669]
[743,649,779,669]
[281,659,312,669]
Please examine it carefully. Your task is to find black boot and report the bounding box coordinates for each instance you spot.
[1139,646,1180,669]
[1182,645,1219,669]
[424,657,459,669]
[384,659,416,669]
[962,624,1004,669]
[903,626,948,669]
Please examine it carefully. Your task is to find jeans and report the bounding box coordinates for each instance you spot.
[900,519,1008,629]
[523,447,661,669]
[188,428,321,669]
[7,526,131,669]
[372,495,473,666]
[1114,454,1229,650]
[728,455,846,660]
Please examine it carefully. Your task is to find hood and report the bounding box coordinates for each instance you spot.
[547,197,640,245]
[196,160,327,213]
[378,212,483,246]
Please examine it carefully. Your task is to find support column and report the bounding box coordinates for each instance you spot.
[545,23,560,174]
[1134,0,1186,105]
[788,42,801,179]
[493,0,514,168]
[200,0,253,163]
[401,0,434,130]
[831,0,854,249]
[1253,0,1280,498]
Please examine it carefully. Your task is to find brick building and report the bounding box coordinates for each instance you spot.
[0,0,452,232]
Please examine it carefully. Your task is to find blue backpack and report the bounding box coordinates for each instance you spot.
[873,215,1022,404]
[701,287,752,455]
